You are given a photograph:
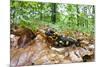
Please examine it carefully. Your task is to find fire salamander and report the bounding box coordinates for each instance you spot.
[45,29,81,48]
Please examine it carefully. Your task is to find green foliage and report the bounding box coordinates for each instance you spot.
[10,1,95,35]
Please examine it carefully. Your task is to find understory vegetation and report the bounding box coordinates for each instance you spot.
[10,1,95,35]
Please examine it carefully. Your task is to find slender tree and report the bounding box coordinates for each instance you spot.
[40,3,43,20]
[76,5,79,26]
[51,3,57,24]
[92,5,95,23]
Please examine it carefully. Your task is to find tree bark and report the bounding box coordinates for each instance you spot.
[76,5,79,26]
[51,3,57,24]
[40,3,43,20]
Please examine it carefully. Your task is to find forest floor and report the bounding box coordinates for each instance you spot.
[10,26,95,67]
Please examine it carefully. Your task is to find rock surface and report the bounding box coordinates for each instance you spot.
[10,30,95,67]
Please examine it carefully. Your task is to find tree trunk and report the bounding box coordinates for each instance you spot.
[76,5,79,26]
[51,3,57,24]
[40,3,43,20]
[92,5,95,24]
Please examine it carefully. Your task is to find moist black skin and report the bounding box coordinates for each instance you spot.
[45,29,55,36]
[53,35,80,48]
[45,29,81,48]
